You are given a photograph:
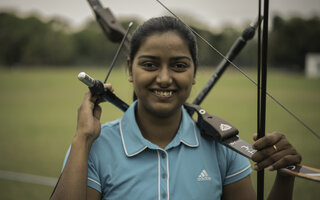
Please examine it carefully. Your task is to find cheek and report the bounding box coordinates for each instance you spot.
[132,67,143,83]
[131,65,141,83]
[131,67,153,91]
[179,73,195,89]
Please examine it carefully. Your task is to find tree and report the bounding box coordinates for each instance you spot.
[269,15,320,71]
[0,12,76,67]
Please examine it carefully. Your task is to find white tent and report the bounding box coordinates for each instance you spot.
[305,53,320,78]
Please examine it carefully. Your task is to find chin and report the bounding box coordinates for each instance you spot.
[145,102,183,118]
[151,109,179,118]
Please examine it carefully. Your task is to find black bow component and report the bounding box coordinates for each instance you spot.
[184,103,239,141]
[192,17,262,105]
[78,72,129,112]
[87,0,131,50]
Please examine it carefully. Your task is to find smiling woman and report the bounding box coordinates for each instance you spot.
[128,18,197,149]
[130,31,195,118]
[50,16,301,200]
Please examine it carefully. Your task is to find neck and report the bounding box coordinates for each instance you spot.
[135,102,182,149]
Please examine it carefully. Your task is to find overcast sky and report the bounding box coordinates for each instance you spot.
[0,0,319,28]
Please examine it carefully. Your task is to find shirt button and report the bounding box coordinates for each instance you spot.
[161,152,166,159]
[162,192,167,199]
[162,173,166,179]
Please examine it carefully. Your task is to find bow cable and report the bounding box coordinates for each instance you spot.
[104,22,133,83]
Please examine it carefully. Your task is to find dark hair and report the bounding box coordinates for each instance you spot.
[129,16,198,72]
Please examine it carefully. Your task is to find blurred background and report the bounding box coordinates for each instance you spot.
[0,0,319,199]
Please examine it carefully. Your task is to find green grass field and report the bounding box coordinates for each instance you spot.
[0,67,319,199]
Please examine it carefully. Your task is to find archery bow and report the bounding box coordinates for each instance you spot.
[84,0,320,183]
[50,1,320,199]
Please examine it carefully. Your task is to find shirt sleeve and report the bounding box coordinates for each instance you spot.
[223,148,252,185]
[62,145,102,193]
[87,151,102,193]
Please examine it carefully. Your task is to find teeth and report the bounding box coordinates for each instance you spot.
[155,90,173,97]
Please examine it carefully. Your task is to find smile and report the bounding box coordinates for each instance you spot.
[153,90,174,97]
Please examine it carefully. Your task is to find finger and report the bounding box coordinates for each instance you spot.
[252,145,279,162]
[254,151,284,171]
[79,91,95,113]
[253,132,284,150]
[93,104,102,120]
[252,138,289,162]
[254,148,297,171]
[84,91,94,103]
[95,96,105,104]
[104,83,114,92]
[269,154,302,171]
[91,84,114,104]
[253,133,258,141]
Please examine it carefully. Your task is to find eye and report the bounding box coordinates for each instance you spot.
[171,63,189,72]
[140,61,158,71]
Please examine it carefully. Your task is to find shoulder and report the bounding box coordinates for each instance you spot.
[89,119,123,159]
[101,119,120,134]
[100,119,121,140]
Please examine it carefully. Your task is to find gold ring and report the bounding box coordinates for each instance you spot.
[273,145,278,152]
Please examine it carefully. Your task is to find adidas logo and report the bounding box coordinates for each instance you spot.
[197,170,212,181]
[220,123,232,131]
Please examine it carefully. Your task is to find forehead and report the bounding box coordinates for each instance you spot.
[135,31,191,58]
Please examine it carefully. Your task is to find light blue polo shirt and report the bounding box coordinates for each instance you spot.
[65,101,252,199]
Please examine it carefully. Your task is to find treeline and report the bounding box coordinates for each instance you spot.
[0,11,320,70]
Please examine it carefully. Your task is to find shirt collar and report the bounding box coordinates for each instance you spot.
[120,101,199,157]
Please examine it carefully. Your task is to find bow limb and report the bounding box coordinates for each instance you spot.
[87,0,131,50]
[192,18,261,106]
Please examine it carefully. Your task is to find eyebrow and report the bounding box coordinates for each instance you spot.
[137,55,158,60]
[137,55,192,61]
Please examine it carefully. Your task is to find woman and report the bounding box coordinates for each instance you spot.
[51,16,301,200]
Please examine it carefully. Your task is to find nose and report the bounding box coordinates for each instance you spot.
[156,66,172,87]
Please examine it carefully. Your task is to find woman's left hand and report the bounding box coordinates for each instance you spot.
[251,132,302,171]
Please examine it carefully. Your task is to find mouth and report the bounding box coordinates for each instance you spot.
[152,90,175,98]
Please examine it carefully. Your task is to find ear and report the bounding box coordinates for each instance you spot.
[127,58,133,82]
[192,67,197,85]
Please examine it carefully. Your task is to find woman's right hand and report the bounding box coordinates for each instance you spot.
[50,84,113,200]
[75,84,113,144]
